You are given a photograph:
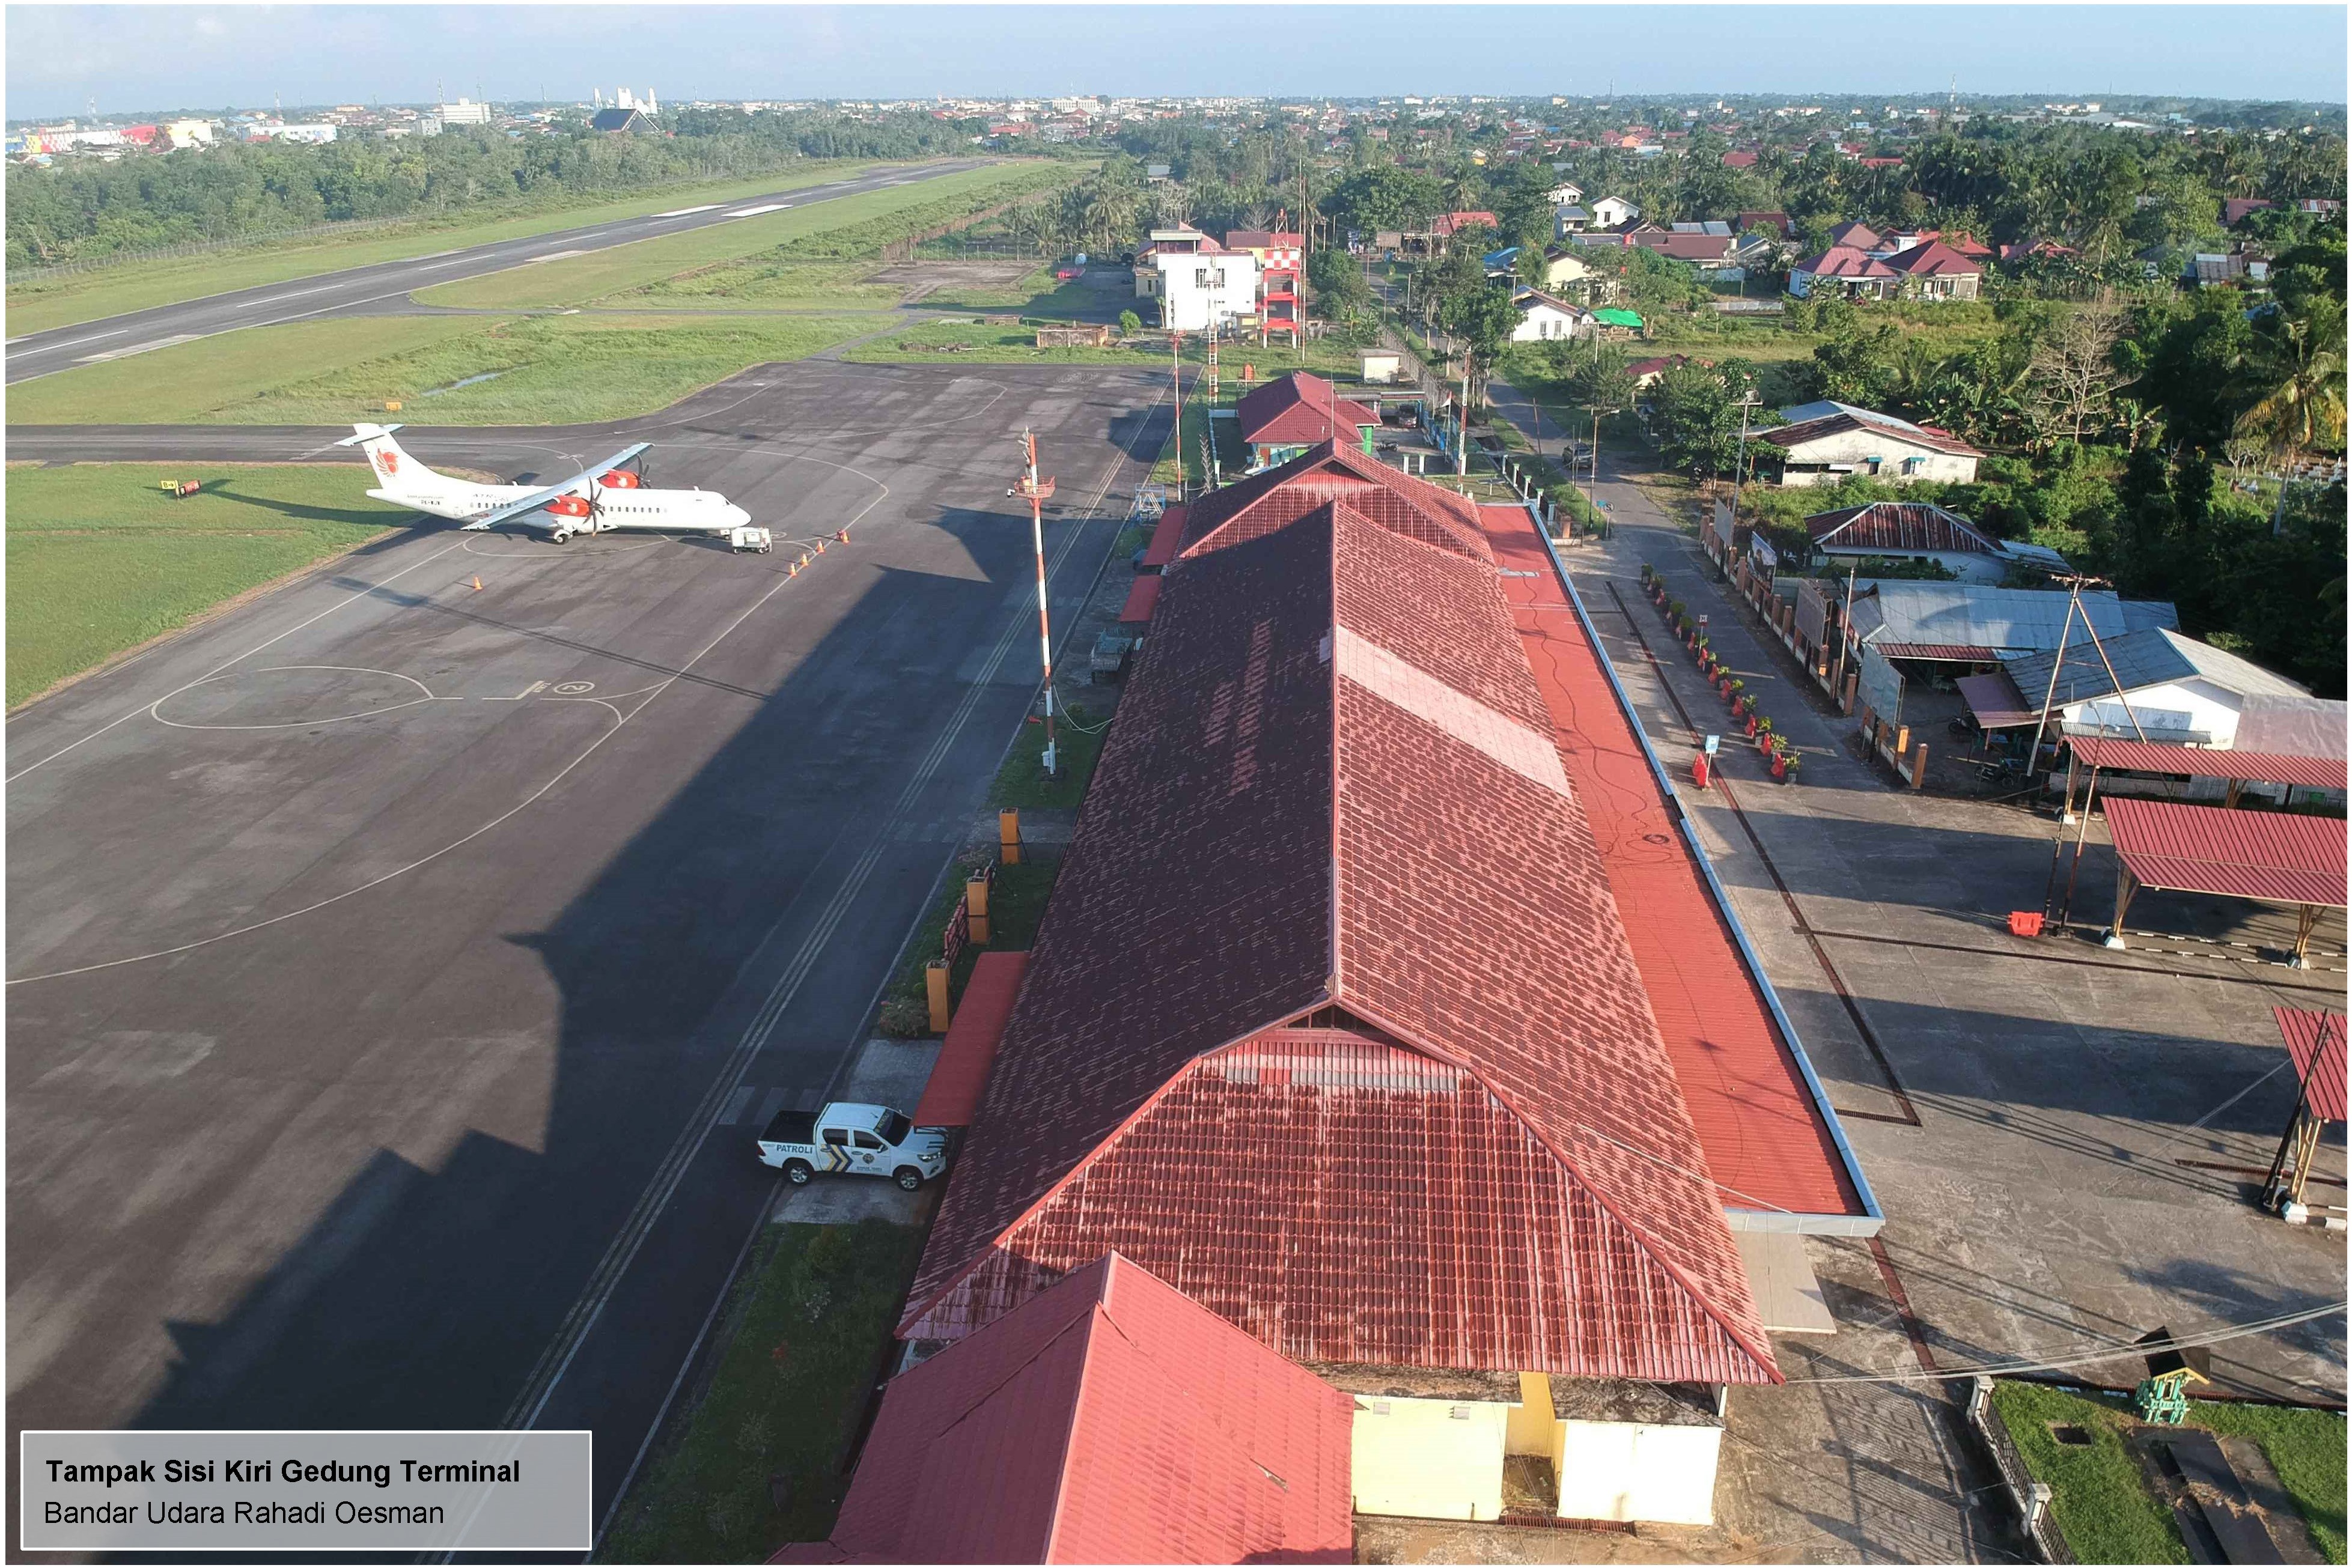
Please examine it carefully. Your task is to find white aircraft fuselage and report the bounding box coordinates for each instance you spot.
[342,424,759,544]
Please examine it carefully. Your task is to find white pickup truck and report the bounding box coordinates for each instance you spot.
[756,1101,949,1190]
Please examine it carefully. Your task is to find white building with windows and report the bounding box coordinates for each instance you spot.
[1135,228,1261,332]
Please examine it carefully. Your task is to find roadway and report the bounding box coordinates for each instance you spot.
[3,158,996,386]
[4,359,1171,1540]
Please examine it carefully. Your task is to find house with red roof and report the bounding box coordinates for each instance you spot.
[1788,245,1900,300]
[891,440,1879,1530]
[1235,372,1380,468]
[785,1254,1354,1564]
[1720,148,1759,169]
[1879,239,1984,300]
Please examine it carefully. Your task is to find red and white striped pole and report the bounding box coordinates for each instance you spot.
[1020,428,1057,776]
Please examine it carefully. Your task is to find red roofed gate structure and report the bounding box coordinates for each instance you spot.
[902,445,1778,1391]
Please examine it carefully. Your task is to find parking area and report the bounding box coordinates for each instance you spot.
[4,360,1169,1522]
[1546,459,2344,1561]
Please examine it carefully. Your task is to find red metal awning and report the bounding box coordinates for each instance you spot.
[2070,737,2348,792]
[2274,1007,2347,1123]
[1957,671,2038,728]
[914,952,1029,1128]
[1139,504,1187,568]
[2104,798,2348,908]
[1118,574,1162,624]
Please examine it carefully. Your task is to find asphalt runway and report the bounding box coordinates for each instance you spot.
[4,360,1170,1534]
[2,157,994,385]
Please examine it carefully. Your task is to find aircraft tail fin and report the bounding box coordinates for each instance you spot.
[337,423,449,498]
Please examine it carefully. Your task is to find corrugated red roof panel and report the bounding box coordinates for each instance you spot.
[903,452,1777,1382]
[2069,738,2349,792]
[1808,501,1999,556]
[1235,372,1381,449]
[2106,798,2348,908]
[1118,574,1162,623]
[1478,503,1869,1224]
[2274,1008,2347,1123]
[915,951,1029,1128]
[1760,411,1984,460]
[820,1253,1353,1564]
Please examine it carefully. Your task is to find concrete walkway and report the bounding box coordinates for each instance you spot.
[1476,383,2346,1562]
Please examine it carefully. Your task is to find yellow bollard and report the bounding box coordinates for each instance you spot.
[1912,742,1928,789]
[999,809,1022,866]
[925,959,951,1033]
[966,874,992,944]
[384,400,402,412]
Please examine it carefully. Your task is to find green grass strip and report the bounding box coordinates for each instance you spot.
[6,463,405,707]
[597,1220,927,1563]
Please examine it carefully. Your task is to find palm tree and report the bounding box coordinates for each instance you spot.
[2232,314,2348,464]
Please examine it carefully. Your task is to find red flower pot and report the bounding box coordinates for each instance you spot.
[1744,716,1758,738]
[1771,755,1787,779]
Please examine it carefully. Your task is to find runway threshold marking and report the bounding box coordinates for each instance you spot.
[510,387,1162,1451]
[724,203,791,217]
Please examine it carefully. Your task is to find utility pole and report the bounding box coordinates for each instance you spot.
[1169,329,1184,501]
[1012,429,1059,776]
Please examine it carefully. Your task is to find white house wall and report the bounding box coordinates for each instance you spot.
[1777,428,1979,485]
[1348,1396,1510,1521]
[1554,1420,1723,1527]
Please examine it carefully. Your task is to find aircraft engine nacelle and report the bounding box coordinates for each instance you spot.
[600,470,642,488]
[546,494,593,517]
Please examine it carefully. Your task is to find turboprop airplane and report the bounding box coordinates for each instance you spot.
[337,423,772,552]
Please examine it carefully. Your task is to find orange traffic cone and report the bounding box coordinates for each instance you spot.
[472,576,484,592]
[835,528,850,542]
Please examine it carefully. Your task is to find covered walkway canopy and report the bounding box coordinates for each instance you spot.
[2068,736,2348,795]
[2264,1007,2345,1220]
[2102,798,2348,966]
[1957,670,2038,729]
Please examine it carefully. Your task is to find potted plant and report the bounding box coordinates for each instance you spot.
[1780,753,1802,783]
[1723,675,1743,703]
[1639,562,1653,586]
[1754,716,1774,750]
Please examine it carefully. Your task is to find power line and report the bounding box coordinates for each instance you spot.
[1784,1299,2346,1386]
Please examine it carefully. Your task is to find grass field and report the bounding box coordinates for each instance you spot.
[598,1220,927,1564]
[5,463,404,707]
[8,311,895,425]
[4,163,894,337]
[415,163,1066,311]
[1993,1381,2347,1564]
[878,851,1064,1036]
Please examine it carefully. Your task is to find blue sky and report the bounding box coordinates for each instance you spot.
[6,5,2345,120]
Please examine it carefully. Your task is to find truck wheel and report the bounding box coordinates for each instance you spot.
[893,1167,923,1192]
[783,1160,813,1185]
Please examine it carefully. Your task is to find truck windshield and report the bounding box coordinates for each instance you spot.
[878,1111,912,1145]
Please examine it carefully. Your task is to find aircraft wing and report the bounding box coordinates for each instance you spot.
[459,442,653,530]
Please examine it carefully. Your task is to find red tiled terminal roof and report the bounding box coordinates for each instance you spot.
[902,445,1779,1385]
[1479,504,1872,1224]
[799,1253,1353,1564]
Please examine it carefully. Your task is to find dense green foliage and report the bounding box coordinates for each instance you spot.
[6,108,985,266]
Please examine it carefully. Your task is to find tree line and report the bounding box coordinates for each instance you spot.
[7,108,984,267]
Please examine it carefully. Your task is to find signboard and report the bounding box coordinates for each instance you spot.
[1750,533,1780,571]
[1704,734,1720,756]
[1795,578,1832,650]
[1858,645,1905,728]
